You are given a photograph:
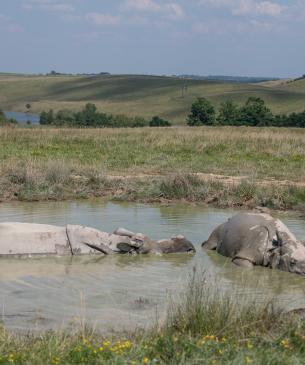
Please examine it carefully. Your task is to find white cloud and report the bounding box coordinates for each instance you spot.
[121,0,184,19]
[233,0,285,17]
[200,0,286,17]
[122,0,161,12]
[0,13,24,33]
[24,0,74,12]
[85,13,121,26]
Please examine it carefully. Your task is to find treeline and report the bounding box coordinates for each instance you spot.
[187,97,305,127]
[40,103,171,128]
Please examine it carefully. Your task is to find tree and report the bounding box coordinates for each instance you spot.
[187,98,216,126]
[75,103,98,126]
[40,110,54,125]
[239,97,273,126]
[25,103,31,112]
[149,116,171,127]
[217,101,241,125]
[55,109,76,126]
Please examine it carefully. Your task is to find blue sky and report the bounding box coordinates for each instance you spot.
[0,0,304,77]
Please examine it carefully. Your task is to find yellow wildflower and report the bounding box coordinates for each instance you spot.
[246,341,253,349]
[143,357,150,364]
[280,339,291,349]
[103,341,111,347]
[245,356,253,364]
[99,347,104,351]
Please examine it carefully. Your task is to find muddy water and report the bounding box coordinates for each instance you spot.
[0,200,305,332]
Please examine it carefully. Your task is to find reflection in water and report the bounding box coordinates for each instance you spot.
[0,200,304,332]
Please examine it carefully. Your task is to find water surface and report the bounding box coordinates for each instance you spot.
[0,201,305,332]
[4,111,40,124]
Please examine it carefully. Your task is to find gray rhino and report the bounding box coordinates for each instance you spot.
[202,212,305,276]
[0,222,195,257]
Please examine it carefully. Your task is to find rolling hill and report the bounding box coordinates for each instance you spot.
[0,74,304,124]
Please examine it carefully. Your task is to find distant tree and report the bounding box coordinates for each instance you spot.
[40,109,54,125]
[0,109,5,124]
[187,98,216,126]
[54,109,76,126]
[217,101,241,125]
[0,109,17,126]
[75,103,98,126]
[149,116,171,127]
[25,103,31,112]
[239,97,274,126]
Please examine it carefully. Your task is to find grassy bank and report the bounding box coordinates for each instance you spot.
[0,272,304,364]
[1,74,305,124]
[0,126,304,210]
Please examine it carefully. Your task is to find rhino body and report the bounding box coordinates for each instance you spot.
[202,212,305,275]
[0,222,195,257]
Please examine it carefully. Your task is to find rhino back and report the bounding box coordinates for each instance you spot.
[217,213,276,264]
[0,222,71,256]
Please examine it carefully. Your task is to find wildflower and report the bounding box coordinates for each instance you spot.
[280,339,291,349]
[246,341,253,349]
[245,356,253,364]
[172,336,178,342]
[103,340,111,347]
[52,357,60,365]
[143,357,150,364]
[99,347,104,352]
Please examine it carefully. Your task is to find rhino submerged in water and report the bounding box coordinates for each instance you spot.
[202,212,305,276]
[0,223,195,257]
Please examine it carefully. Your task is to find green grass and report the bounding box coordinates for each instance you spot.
[1,272,305,364]
[0,126,304,209]
[1,74,305,124]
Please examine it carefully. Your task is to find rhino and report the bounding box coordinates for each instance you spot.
[0,222,195,257]
[202,212,305,276]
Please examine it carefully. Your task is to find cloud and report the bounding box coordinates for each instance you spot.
[85,13,121,26]
[233,0,285,17]
[121,0,184,19]
[122,0,161,12]
[200,0,286,17]
[24,0,74,12]
[0,13,24,33]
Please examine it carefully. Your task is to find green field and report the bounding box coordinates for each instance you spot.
[0,126,304,209]
[1,74,305,124]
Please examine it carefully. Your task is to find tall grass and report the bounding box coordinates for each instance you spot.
[165,270,280,339]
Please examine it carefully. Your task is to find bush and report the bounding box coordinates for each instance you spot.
[239,97,274,126]
[149,116,171,127]
[217,100,241,125]
[0,109,17,126]
[187,98,216,126]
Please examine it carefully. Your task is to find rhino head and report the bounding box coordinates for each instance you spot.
[267,219,305,276]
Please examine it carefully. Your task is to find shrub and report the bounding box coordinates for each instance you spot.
[187,98,216,126]
[149,116,171,127]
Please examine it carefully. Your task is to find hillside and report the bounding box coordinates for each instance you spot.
[0,74,304,124]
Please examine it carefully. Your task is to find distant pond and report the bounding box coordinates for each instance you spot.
[5,111,40,124]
